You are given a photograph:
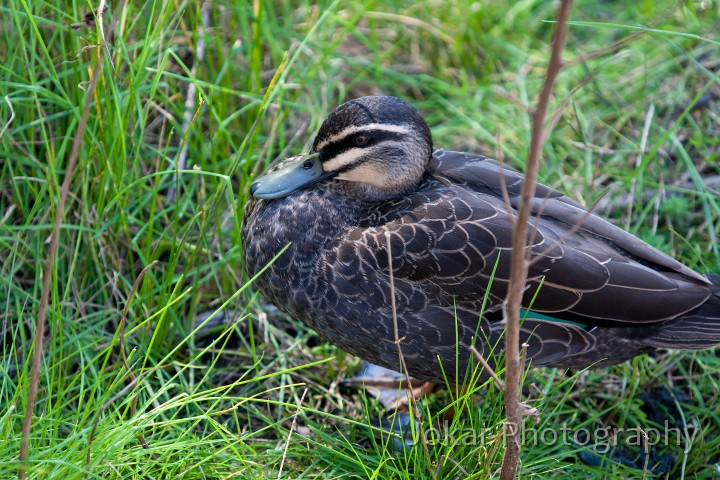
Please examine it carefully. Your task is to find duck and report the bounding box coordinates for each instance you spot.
[242,95,720,384]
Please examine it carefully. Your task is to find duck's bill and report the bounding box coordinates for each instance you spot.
[250,153,335,200]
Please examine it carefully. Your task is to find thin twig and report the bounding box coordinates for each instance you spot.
[18,1,107,476]
[384,231,416,397]
[384,232,415,397]
[469,344,505,391]
[96,4,120,81]
[435,454,469,477]
[499,1,572,479]
[385,232,401,351]
[384,232,434,477]
[277,387,308,480]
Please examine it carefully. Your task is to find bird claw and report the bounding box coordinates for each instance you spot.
[342,362,430,410]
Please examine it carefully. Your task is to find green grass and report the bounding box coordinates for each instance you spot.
[2,0,719,478]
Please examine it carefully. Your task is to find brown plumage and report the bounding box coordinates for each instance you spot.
[242,96,720,383]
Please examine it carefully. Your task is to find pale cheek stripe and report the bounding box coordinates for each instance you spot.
[315,123,412,151]
[322,147,370,172]
[322,140,409,172]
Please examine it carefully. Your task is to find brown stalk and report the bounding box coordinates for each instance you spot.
[17,4,108,477]
[469,345,505,392]
[18,1,122,475]
[499,1,573,478]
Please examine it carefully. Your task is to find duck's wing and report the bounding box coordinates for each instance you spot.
[330,149,712,328]
[431,149,709,283]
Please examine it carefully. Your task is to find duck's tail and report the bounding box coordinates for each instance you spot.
[645,274,720,349]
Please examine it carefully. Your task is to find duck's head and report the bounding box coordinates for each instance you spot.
[250,96,433,201]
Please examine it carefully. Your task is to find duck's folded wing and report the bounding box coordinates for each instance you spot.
[432,149,709,283]
[330,154,712,328]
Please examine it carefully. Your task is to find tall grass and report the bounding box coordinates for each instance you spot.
[1,0,719,477]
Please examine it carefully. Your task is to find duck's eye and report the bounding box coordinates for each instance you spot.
[353,135,368,146]
[302,160,314,170]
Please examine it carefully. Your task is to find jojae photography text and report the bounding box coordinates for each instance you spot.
[420,420,697,451]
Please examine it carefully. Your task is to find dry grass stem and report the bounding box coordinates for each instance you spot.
[277,387,308,480]
[499,1,573,478]
[469,344,505,391]
[17,3,108,475]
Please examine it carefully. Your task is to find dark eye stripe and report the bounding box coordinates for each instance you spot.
[319,129,404,163]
